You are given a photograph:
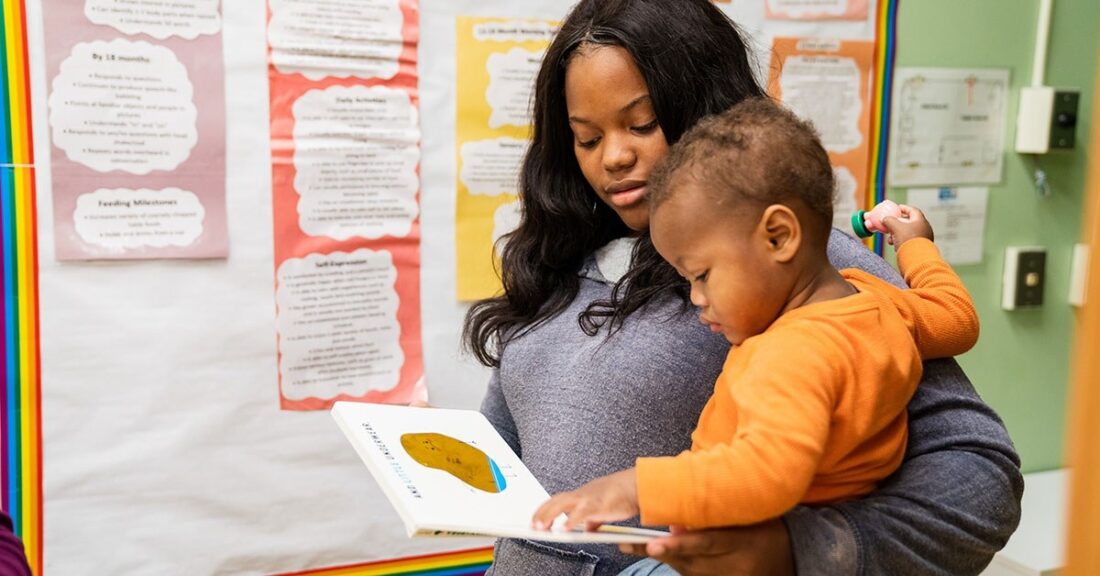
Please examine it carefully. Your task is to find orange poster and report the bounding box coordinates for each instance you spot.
[766,0,869,20]
[266,0,424,410]
[769,37,874,232]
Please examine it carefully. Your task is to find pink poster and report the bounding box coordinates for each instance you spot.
[40,1,228,260]
[766,0,870,21]
[266,0,425,411]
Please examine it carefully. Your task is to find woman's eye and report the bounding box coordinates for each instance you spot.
[576,137,600,149]
[633,119,659,133]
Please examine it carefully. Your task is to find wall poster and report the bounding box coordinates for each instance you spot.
[41,0,228,260]
[770,37,874,235]
[766,0,870,21]
[267,0,426,410]
[454,17,556,301]
[888,67,1010,187]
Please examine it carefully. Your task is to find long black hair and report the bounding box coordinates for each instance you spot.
[464,0,767,367]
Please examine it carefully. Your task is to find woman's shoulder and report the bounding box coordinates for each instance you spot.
[505,275,724,349]
[827,228,904,288]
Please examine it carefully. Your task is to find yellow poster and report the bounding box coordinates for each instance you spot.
[455,17,557,300]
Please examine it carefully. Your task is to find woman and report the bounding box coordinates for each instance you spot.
[463,1,1022,574]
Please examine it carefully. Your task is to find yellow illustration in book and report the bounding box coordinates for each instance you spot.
[401,432,508,493]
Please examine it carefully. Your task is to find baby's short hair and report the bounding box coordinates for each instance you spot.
[649,98,835,243]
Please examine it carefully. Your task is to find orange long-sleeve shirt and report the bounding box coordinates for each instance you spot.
[636,238,979,528]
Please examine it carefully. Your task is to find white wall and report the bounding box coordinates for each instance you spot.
[26,0,876,573]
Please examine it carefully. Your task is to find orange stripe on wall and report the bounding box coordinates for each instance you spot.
[1065,34,1100,576]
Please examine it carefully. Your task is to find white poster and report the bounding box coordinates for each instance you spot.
[888,68,1010,187]
[906,186,989,265]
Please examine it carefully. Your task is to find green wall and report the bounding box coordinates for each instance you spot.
[891,0,1099,472]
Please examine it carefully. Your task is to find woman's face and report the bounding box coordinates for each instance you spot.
[564,45,669,232]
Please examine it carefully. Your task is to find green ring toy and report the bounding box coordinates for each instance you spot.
[851,210,872,238]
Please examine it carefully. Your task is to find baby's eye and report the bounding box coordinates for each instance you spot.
[694,271,709,283]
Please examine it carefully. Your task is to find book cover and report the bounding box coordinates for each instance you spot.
[331,401,665,544]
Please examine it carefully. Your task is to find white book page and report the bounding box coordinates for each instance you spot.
[332,402,664,543]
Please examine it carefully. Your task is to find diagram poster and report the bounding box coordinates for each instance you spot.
[766,0,870,21]
[267,0,425,410]
[454,17,556,301]
[888,68,1010,187]
[769,37,874,233]
[41,1,228,260]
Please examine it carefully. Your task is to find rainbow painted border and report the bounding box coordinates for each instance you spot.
[278,547,492,576]
[0,0,42,574]
[868,0,901,254]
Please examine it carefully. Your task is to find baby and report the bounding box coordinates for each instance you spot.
[532,98,979,541]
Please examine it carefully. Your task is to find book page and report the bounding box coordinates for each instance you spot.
[332,402,665,543]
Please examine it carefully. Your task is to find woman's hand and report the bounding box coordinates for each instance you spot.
[531,468,640,531]
[618,520,795,576]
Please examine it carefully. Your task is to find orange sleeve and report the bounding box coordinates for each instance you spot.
[894,238,980,359]
[635,330,839,527]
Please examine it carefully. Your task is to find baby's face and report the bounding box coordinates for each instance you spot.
[650,182,786,346]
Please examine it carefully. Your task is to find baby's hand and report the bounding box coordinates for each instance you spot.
[531,468,640,532]
[880,204,934,248]
[862,199,902,234]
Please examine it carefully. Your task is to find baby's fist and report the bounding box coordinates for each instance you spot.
[880,205,934,247]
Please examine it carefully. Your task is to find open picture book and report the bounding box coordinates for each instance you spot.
[331,401,667,544]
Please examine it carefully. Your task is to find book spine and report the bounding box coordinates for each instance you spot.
[414,528,486,538]
[331,404,421,538]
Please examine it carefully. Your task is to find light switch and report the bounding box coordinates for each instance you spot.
[1069,243,1089,307]
[1002,247,1047,310]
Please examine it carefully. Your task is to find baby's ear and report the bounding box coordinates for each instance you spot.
[759,204,801,263]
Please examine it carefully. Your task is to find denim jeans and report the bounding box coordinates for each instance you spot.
[617,558,679,576]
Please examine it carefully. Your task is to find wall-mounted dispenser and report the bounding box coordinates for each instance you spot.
[1016,87,1079,154]
[1013,0,1078,197]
